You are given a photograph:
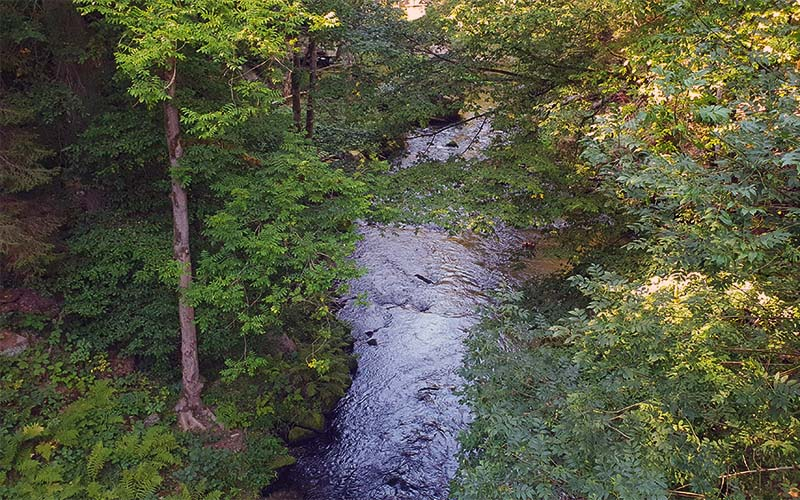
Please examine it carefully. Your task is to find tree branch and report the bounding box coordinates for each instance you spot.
[721,465,798,480]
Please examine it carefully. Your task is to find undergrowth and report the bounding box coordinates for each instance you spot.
[0,332,297,499]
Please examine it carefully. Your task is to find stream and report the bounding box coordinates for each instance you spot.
[268,116,559,499]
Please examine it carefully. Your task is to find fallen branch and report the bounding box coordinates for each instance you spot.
[721,465,798,480]
[667,490,705,498]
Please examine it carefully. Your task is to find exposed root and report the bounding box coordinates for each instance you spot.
[175,397,218,432]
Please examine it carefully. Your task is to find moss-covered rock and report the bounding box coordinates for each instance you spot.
[268,454,297,469]
[295,411,325,432]
[287,426,316,443]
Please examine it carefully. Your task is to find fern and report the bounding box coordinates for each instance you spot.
[164,481,224,500]
[84,481,107,500]
[86,441,111,480]
[50,381,121,447]
[19,423,45,441]
[0,434,19,470]
[119,463,162,500]
[115,427,178,469]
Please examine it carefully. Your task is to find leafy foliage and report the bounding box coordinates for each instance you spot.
[0,345,177,499]
[455,0,800,498]
[367,142,573,233]
[187,120,367,348]
[0,341,300,498]
[0,1,88,278]
[60,214,178,367]
[9,0,799,497]
[2,0,376,493]
[311,0,469,156]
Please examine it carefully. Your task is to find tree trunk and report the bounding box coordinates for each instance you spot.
[291,51,303,133]
[162,58,212,432]
[305,39,317,139]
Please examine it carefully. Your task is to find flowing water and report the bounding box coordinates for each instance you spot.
[269,117,563,500]
[397,113,497,171]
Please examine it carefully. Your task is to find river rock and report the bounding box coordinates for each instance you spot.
[346,150,366,162]
[275,333,298,354]
[0,288,59,316]
[143,413,161,427]
[348,356,358,375]
[319,386,345,413]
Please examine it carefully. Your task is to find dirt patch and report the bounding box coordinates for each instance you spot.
[109,353,136,377]
[210,430,246,453]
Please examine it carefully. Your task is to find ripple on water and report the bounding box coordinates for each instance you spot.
[271,224,496,499]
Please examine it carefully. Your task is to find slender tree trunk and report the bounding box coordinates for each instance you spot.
[281,46,293,99]
[282,63,293,100]
[291,51,303,133]
[162,58,211,432]
[305,39,317,139]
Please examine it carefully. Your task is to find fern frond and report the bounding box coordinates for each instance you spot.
[86,441,111,480]
[119,463,161,500]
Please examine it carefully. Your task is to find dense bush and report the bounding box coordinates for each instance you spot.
[457,271,800,499]
[60,216,178,368]
[455,0,800,498]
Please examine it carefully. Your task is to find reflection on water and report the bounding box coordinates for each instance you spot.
[397,114,499,171]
